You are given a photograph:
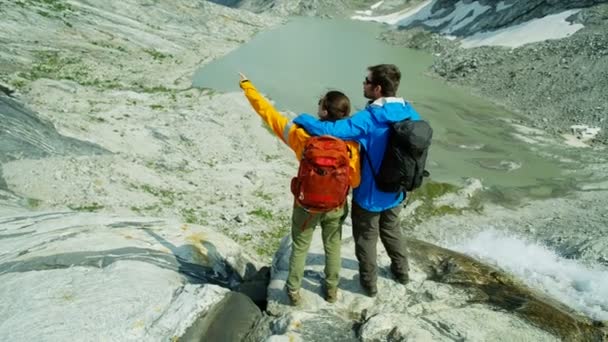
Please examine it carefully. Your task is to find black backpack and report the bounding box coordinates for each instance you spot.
[366,119,433,193]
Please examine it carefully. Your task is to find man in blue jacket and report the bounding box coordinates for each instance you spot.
[293,64,421,297]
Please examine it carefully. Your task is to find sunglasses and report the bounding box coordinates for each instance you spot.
[363,77,373,85]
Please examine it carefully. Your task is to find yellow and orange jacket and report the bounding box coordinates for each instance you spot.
[240,80,361,188]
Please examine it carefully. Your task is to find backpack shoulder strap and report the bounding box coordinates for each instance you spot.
[346,144,353,159]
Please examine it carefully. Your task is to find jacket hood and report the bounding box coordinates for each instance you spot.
[367,97,417,123]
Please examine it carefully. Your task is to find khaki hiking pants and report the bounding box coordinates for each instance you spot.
[351,201,408,288]
[286,203,348,292]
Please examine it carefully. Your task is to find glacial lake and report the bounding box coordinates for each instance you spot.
[194,17,596,202]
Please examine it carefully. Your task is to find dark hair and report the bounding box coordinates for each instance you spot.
[368,64,401,97]
[320,90,351,121]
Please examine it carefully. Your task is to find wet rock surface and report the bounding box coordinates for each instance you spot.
[181,292,263,342]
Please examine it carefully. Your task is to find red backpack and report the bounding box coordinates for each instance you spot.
[290,136,351,213]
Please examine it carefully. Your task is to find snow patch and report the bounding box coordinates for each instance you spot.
[353,1,384,17]
[371,1,384,10]
[461,9,584,48]
[496,1,514,12]
[351,0,435,25]
[562,125,601,147]
[571,125,601,141]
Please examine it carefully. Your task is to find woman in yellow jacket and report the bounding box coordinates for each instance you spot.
[239,73,360,305]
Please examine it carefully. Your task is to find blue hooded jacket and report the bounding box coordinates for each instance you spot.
[293,97,421,212]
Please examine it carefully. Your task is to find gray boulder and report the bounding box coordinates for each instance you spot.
[0,210,263,340]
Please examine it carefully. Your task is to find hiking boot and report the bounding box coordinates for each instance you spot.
[325,287,338,303]
[391,264,409,285]
[287,288,302,306]
[394,272,409,285]
[360,281,377,297]
[365,285,377,297]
